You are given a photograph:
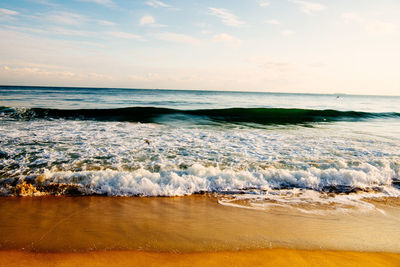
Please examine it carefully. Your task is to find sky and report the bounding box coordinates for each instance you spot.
[0,0,399,95]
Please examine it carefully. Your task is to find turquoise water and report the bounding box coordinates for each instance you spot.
[1,85,400,112]
[0,86,399,212]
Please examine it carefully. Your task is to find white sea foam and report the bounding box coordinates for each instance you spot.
[37,162,399,196]
[218,188,397,215]
[34,164,400,214]
[0,118,399,212]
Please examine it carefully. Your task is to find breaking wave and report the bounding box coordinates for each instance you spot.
[1,106,399,125]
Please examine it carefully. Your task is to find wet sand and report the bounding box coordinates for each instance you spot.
[0,195,400,265]
[1,249,400,267]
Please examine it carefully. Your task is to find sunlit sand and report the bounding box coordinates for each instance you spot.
[0,195,399,265]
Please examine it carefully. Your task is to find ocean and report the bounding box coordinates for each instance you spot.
[1,85,400,214]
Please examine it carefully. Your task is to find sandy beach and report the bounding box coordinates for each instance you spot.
[2,248,400,267]
[1,195,400,266]
[2,0,400,264]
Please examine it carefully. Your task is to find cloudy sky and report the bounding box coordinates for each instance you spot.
[0,0,399,95]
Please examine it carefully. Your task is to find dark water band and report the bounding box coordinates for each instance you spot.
[1,106,399,124]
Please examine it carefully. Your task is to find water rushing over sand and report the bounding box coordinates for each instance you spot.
[0,88,400,208]
[1,116,399,213]
[1,196,400,253]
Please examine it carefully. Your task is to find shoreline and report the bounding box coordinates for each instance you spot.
[1,195,400,254]
[1,248,400,266]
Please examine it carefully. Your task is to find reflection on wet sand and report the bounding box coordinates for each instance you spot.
[0,195,400,253]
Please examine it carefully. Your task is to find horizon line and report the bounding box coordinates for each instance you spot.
[0,84,399,98]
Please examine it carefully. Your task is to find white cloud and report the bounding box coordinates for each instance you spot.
[2,65,74,76]
[97,19,116,26]
[156,32,201,45]
[281,29,295,35]
[36,11,116,27]
[266,19,280,25]
[3,25,48,34]
[146,0,170,8]
[51,27,92,36]
[107,31,145,41]
[44,11,87,26]
[30,0,60,7]
[3,25,93,37]
[0,8,19,15]
[4,24,108,38]
[139,15,165,27]
[0,8,19,21]
[140,15,155,25]
[289,0,326,14]
[212,33,242,46]
[258,1,270,7]
[1,65,114,83]
[208,7,244,27]
[77,0,115,7]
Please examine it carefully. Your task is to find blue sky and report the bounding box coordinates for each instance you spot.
[0,0,399,95]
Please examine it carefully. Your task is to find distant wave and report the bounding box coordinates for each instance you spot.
[1,106,399,125]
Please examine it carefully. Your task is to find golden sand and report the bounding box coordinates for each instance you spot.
[1,195,400,253]
[1,195,400,266]
[1,249,400,267]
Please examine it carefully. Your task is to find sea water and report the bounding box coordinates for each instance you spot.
[1,86,400,213]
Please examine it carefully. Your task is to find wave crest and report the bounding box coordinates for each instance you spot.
[1,106,399,125]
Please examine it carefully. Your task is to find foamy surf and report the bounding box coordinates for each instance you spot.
[1,87,400,214]
[2,162,399,214]
[17,162,397,196]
